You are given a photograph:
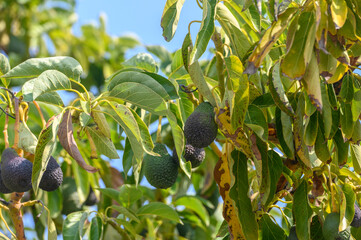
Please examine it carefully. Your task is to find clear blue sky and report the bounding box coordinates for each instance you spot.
[74,0,203,54]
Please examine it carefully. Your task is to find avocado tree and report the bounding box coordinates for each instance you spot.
[0,0,361,239]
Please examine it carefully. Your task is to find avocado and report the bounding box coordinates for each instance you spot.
[0,169,12,194]
[184,102,218,148]
[61,177,83,215]
[39,156,63,192]
[143,144,178,189]
[351,204,361,228]
[1,148,33,192]
[183,144,205,168]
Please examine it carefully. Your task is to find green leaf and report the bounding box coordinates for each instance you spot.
[189,0,216,64]
[137,202,181,223]
[281,11,316,79]
[47,211,57,240]
[2,56,82,82]
[63,211,89,240]
[107,82,168,115]
[22,70,71,102]
[174,196,210,226]
[142,72,179,100]
[35,92,64,106]
[18,122,38,154]
[118,184,143,207]
[263,151,284,207]
[351,144,361,174]
[352,89,361,122]
[230,150,258,240]
[89,216,103,240]
[333,129,349,166]
[315,124,331,162]
[32,113,63,194]
[275,108,294,158]
[161,0,185,42]
[342,183,356,226]
[293,180,312,240]
[331,0,348,28]
[260,214,286,240]
[122,53,158,73]
[47,190,63,218]
[304,111,318,146]
[71,159,89,204]
[269,62,294,116]
[321,83,332,139]
[340,102,355,139]
[323,212,340,239]
[97,188,120,202]
[86,125,119,159]
[216,4,251,59]
[340,73,354,103]
[170,49,184,75]
[107,205,140,223]
[0,53,10,75]
[244,105,268,141]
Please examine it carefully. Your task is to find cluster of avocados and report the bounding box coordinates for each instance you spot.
[143,102,218,189]
[0,148,63,194]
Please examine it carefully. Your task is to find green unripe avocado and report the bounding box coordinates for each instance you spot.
[184,102,218,148]
[0,169,12,194]
[39,156,63,192]
[143,144,178,189]
[61,177,83,215]
[1,148,33,192]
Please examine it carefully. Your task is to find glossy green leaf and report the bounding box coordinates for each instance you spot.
[107,205,140,223]
[2,56,82,82]
[352,89,361,121]
[47,211,57,240]
[142,72,179,100]
[263,151,284,207]
[189,0,216,64]
[175,196,210,226]
[89,216,103,240]
[340,73,354,103]
[340,102,355,139]
[35,92,64,106]
[118,184,143,207]
[333,129,350,166]
[304,112,318,146]
[22,70,71,102]
[137,202,181,223]
[47,189,63,218]
[275,108,294,158]
[230,150,258,240]
[351,144,361,174]
[293,180,312,240]
[63,211,89,240]
[315,125,331,163]
[260,214,287,240]
[32,113,63,194]
[323,212,340,239]
[343,183,356,226]
[161,0,185,42]
[321,83,332,139]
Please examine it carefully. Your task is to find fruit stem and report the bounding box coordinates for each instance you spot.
[33,101,46,128]
[13,98,20,150]
[3,107,9,148]
[156,116,162,143]
[210,142,222,158]
[9,192,26,240]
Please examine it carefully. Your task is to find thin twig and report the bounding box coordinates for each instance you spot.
[33,101,46,128]
[3,107,9,148]
[0,87,15,99]
[0,209,16,239]
[13,98,20,149]
[0,106,15,119]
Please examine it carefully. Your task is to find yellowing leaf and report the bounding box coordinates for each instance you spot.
[214,147,246,239]
[304,52,322,111]
[331,0,348,28]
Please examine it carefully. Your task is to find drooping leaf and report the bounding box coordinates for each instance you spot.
[91,105,111,138]
[107,205,140,223]
[58,110,98,173]
[89,216,103,240]
[333,129,349,166]
[174,196,210,226]
[47,211,57,240]
[351,144,361,174]
[189,0,217,64]
[32,113,63,194]
[230,150,258,240]
[244,105,268,141]
[281,11,316,79]
[275,108,294,158]
[2,56,82,82]
[260,214,287,240]
[304,111,318,146]
[244,7,298,74]
[303,52,322,111]
[293,180,313,240]
[331,0,348,28]
[161,0,185,41]
[18,122,38,154]
[340,73,354,103]
[263,151,284,208]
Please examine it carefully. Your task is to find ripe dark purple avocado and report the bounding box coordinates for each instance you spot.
[184,102,218,148]
[0,169,12,194]
[183,144,205,168]
[39,156,63,192]
[1,148,33,192]
[351,204,361,228]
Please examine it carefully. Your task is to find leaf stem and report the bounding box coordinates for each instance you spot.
[0,209,16,239]
[69,78,90,100]
[33,101,46,128]
[156,116,163,143]
[210,142,222,157]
